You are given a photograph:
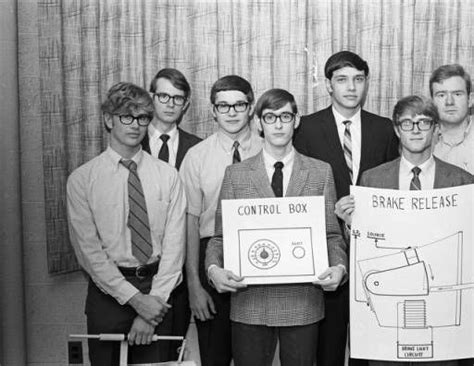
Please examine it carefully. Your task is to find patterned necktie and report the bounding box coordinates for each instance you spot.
[120,159,153,264]
[271,161,284,197]
[233,140,241,164]
[158,134,170,162]
[343,120,353,182]
[410,166,422,190]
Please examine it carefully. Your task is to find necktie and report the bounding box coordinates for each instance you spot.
[410,166,422,190]
[271,161,284,197]
[158,134,170,162]
[233,140,241,164]
[342,120,353,182]
[121,159,153,264]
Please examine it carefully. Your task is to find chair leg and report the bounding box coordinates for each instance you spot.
[119,340,128,366]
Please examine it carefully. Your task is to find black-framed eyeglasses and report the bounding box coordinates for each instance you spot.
[214,102,249,114]
[262,112,296,124]
[118,115,152,126]
[398,118,434,131]
[152,92,187,106]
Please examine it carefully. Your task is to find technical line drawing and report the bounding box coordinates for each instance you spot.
[352,231,474,359]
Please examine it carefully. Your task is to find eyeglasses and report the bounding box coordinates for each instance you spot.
[118,115,152,126]
[261,112,296,124]
[398,118,434,131]
[152,92,187,106]
[214,102,249,114]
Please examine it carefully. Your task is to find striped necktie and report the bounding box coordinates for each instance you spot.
[158,134,170,162]
[121,159,153,264]
[233,140,241,164]
[410,166,422,190]
[343,120,353,182]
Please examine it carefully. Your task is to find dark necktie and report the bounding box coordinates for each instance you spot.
[410,166,422,190]
[343,120,353,182]
[271,161,284,197]
[233,140,241,164]
[158,134,170,162]
[120,159,153,264]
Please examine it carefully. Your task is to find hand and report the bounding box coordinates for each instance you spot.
[128,316,155,346]
[335,195,355,226]
[208,266,247,293]
[188,283,216,321]
[127,293,171,326]
[313,265,346,291]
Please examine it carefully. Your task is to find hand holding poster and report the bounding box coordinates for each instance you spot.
[349,185,474,362]
[221,196,329,285]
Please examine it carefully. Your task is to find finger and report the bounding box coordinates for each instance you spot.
[128,332,136,346]
[195,309,205,321]
[318,269,331,280]
[208,296,217,314]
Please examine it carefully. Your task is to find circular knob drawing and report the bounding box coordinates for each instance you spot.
[248,239,281,269]
[292,246,306,259]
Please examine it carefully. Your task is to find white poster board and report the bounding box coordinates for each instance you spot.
[350,185,474,362]
[222,196,328,285]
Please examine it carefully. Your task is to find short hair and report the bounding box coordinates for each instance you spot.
[210,75,254,105]
[255,88,298,118]
[324,51,369,79]
[149,68,191,99]
[429,64,471,96]
[392,95,439,126]
[101,82,154,131]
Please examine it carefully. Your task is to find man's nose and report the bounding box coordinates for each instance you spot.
[445,93,454,105]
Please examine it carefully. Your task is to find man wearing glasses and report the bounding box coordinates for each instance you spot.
[143,68,201,359]
[294,51,399,366]
[335,95,473,366]
[206,88,347,365]
[67,82,186,365]
[180,75,262,365]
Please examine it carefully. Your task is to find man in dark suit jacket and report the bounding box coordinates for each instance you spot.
[143,68,201,359]
[206,89,348,366]
[335,95,473,366]
[294,51,399,366]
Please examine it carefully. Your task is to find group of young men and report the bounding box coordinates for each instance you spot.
[67,51,473,365]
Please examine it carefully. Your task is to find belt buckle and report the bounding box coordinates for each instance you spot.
[135,265,148,279]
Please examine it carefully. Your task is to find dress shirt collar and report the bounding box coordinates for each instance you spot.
[105,145,144,171]
[399,154,435,185]
[217,126,252,153]
[148,122,178,143]
[436,117,472,147]
[332,105,362,128]
[262,146,295,169]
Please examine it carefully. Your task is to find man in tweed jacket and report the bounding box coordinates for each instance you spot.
[205,89,348,366]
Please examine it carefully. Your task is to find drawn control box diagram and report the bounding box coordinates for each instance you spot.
[237,227,315,279]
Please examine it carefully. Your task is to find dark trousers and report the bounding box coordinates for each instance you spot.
[232,321,319,366]
[317,282,354,366]
[369,360,462,366]
[165,273,191,360]
[195,237,232,366]
[85,277,173,365]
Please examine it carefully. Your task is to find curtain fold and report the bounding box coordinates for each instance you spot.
[23,0,472,274]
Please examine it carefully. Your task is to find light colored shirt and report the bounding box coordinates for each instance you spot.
[180,127,263,238]
[399,155,435,190]
[333,106,362,183]
[67,146,186,305]
[262,146,295,196]
[433,118,473,174]
[148,123,179,167]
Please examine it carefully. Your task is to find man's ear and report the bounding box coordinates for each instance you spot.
[468,91,473,109]
[294,114,301,130]
[104,113,114,130]
[393,124,401,139]
[182,99,191,115]
[325,78,333,95]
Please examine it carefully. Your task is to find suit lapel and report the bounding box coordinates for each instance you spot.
[141,133,151,155]
[359,111,371,181]
[249,152,277,198]
[433,157,450,188]
[323,107,352,184]
[389,159,401,189]
[286,152,309,197]
[176,128,188,170]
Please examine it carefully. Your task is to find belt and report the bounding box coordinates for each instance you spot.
[118,260,159,280]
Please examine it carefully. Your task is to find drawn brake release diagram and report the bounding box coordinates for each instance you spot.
[353,231,474,359]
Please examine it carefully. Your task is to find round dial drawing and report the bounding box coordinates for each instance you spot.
[292,246,306,259]
[248,239,281,269]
